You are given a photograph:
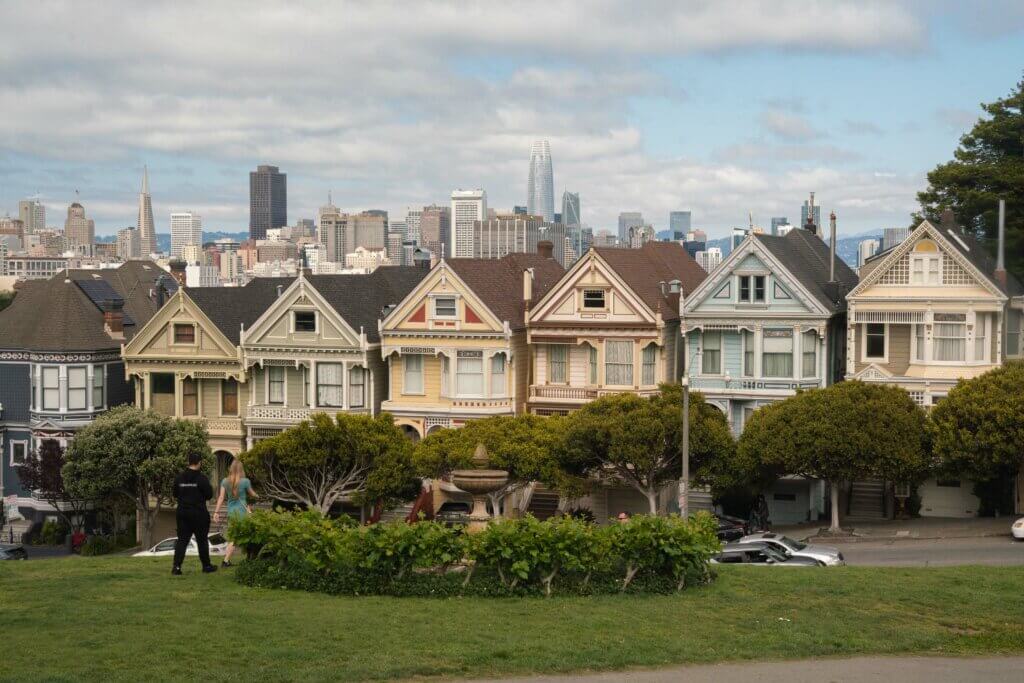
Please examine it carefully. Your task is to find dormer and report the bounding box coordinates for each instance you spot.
[909,239,941,285]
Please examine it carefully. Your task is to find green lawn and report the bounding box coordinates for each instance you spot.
[2,559,1023,682]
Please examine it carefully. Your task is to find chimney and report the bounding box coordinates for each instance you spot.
[995,199,1007,289]
[829,211,837,283]
[940,207,957,231]
[659,280,667,296]
[537,240,554,260]
[276,284,284,298]
[669,279,682,294]
[104,298,125,338]
[522,267,534,302]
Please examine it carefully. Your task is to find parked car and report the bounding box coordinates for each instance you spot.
[713,514,748,542]
[712,541,822,566]
[1013,518,1024,541]
[133,533,228,557]
[0,543,28,560]
[735,532,845,566]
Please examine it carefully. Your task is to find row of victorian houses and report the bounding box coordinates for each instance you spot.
[2,213,1022,537]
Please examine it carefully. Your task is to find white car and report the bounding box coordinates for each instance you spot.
[133,533,228,557]
[1013,518,1024,541]
[736,532,845,566]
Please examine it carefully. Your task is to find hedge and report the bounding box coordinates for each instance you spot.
[229,509,720,598]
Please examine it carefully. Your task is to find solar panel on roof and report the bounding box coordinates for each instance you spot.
[73,279,136,325]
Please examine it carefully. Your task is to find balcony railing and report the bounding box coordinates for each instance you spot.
[244,405,369,422]
[688,376,821,392]
[529,385,660,401]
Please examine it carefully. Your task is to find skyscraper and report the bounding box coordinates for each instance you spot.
[18,198,45,234]
[618,212,643,242]
[117,226,141,260]
[857,238,880,267]
[696,248,723,273]
[170,211,203,259]
[473,214,569,265]
[669,211,691,240]
[137,166,156,256]
[451,189,487,257]
[405,207,423,244]
[882,227,909,251]
[527,140,554,222]
[561,191,580,228]
[770,217,789,236]
[249,164,287,240]
[64,202,94,251]
[419,205,450,258]
[800,197,821,234]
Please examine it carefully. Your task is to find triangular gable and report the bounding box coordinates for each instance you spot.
[848,220,1005,299]
[853,363,893,380]
[683,237,828,316]
[380,261,506,333]
[242,275,362,348]
[123,289,238,360]
[528,250,656,324]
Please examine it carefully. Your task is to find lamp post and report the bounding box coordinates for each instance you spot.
[679,374,690,518]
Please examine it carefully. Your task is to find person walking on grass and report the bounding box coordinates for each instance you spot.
[213,458,257,568]
[172,451,216,576]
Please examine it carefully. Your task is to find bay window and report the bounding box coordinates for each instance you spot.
[548,345,568,384]
[316,363,343,407]
[762,329,793,378]
[349,366,365,408]
[42,367,60,410]
[588,345,598,384]
[642,344,657,385]
[182,378,198,415]
[974,314,987,362]
[403,354,424,394]
[801,330,817,378]
[914,324,926,362]
[605,340,634,386]
[268,366,286,404]
[93,367,105,409]
[456,351,484,396]
[68,366,88,410]
[490,354,506,396]
[702,331,721,375]
[742,330,754,377]
[933,314,966,361]
[1007,309,1022,356]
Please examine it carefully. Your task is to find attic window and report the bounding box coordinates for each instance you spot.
[173,324,196,344]
[582,289,606,309]
[434,297,457,318]
[294,311,316,333]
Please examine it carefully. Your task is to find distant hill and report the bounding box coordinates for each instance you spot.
[651,230,880,268]
[96,231,251,254]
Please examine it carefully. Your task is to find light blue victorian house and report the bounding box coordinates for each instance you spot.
[681,225,859,524]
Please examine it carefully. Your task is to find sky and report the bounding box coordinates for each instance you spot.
[1,1,1023,239]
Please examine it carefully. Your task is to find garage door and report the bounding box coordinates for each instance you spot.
[919,478,978,518]
[766,481,809,525]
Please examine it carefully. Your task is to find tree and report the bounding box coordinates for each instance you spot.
[929,362,1024,515]
[63,406,212,547]
[738,381,930,532]
[241,412,417,516]
[559,385,735,515]
[15,439,90,532]
[413,414,577,517]
[0,290,14,312]
[915,76,1024,279]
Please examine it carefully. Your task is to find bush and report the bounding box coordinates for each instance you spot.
[80,531,136,556]
[34,519,69,546]
[230,509,720,598]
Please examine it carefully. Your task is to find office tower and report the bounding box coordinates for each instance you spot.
[417,205,450,257]
[405,208,423,244]
[317,192,339,243]
[731,227,750,250]
[352,211,387,252]
[696,247,723,273]
[527,140,554,221]
[137,166,156,256]
[800,195,821,234]
[627,224,655,248]
[0,217,25,242]
[561,191,581,228]
[682,239,705,259]
[770,217,789,236]
[386,231,404,263]
[116,226,141,260]
[64,202,95,250]
[473,215,568,265]
[451,189,486,257]
[390,220,407,239]
[882,227,909,251]
[618,212,644,241]
[18,198,45,234]
[857,238,880,267]
[669,211,691,240]
[249,164,287,240]
[170,211,203,259]
[220,251,243,284]
[513,205,528,215]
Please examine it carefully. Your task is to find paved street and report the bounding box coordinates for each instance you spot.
[466,656,1024,683]
[842,535,1024,566]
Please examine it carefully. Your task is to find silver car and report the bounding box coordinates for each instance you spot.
[736,532,845,566]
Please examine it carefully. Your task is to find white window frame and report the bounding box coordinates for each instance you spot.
[292,310,318,334]
[41,366,59,410]
[490,354,507,397]
[92,366,105,410]
[641,343,657,386]
[762,328,794,379]
[349,366,365,408]
[67,365,88,411]
[738,274,767,304]
[432,296,457,319]
[402,354,424,395]
[456,351,484,397]
[741,329,754,377]
[910,254,941,285]
[862,323,888,363]
[547,345,568,384]
[973,313,988,363]
[913,324,926,362]
[801,330,817,378]
[316,363,344,407]
[267,366,286,405]
[10,439,29,467]
[588,345,598,384]
[581,289,607,310]
[701,331,722,376]
[604,340,634,386]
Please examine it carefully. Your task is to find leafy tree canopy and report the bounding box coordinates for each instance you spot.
[916,76,1024,279]
[16,439,89,531]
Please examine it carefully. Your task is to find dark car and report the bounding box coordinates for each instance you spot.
[0,543,28,560]
[711,541,822,566]
[713,514,748,542]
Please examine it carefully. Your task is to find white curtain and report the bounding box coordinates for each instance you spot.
[349,366,365,407]
[403,354,423,394]
[42,367,59,410]
[742,330,754,377]
[317,363,343,407]
[642,344,656,385]
[68,366,88,410]
[801,330,817,378]
[548,345,567,383]
[934,323,965,361]
[973,314,986,361]
[457,356,484,395]
[762,330,793,378]
[702,331,721,375]
[605,340,634,385]
[490,354,506,396]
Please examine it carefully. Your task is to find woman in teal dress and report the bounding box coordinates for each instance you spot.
[213,458,258,567]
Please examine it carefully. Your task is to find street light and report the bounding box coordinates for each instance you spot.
[679,374,690,518]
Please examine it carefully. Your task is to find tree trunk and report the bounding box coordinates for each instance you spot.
[829,481,841,533]
[140,506,157,549]
[645,488,659,515]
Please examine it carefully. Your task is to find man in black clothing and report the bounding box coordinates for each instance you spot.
[172,451,217,575]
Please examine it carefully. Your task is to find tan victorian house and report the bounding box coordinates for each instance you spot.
[526,242,708,415]
[846,211,1024,517]
[380,247,563,440]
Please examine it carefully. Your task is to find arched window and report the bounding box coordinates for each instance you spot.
[490,353,506,396]
[642,344,657,385]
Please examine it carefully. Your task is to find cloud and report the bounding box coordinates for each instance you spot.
[760,110,822,142]
[844,120,885,136]
[934,107,979,133]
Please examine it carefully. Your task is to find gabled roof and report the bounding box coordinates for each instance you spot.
[307,266,429,342]
[591,242,706,320]
[0,260,169,352]
[186,277,294,345]
[446,253,564,330]
[753,229,859,313]
[933,213,1023,297]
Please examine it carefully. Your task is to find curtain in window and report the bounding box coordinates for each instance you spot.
[403,354,423,394]
[934,323,966,361]
[182,378,198,415]
[490,354,506,396]
[42,367,60,410]
[588,345,597,384]
[974,314,987,361]
[457,356,484,395]
[605,340,634,385]
[349,367,365,407]
[642,344,656,385]
[548,345,568,383]
[742,330,754,377]
[268,366,286,404]
[222,379,238,415]
[316,363,343,407]
[68,366,88,410]
[702,331,721,375]
[92,367,105,409]
[1007,309,1022,356]
[762,330,793,378]
[801,330,817,377]
[914,325,925,361]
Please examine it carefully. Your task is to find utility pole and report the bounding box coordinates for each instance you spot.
[679,374,690,518]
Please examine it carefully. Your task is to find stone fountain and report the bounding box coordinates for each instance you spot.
[450,443,508,533]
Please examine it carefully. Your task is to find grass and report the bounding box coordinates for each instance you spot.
[2,559,1023,682]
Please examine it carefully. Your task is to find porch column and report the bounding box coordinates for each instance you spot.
[483,350,493,398]
[342,361,349,410]
[819,329,827,383]
[309,360,317,409]
[754,325,763,378]
[86,365,95,411]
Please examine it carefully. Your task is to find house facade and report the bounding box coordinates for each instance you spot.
[846,212,1024,517]
[0,262,170,529]
[380,249,563,440]
[681,227,859,524]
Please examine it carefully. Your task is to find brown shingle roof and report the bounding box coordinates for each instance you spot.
[446,253,564,330]
[592,242,707,320]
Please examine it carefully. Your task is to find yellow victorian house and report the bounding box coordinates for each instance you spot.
[380,246,563,440]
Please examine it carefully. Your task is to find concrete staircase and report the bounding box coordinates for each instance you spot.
[1,519,33,544]
[847,480,887,519]
[526,486,561,520]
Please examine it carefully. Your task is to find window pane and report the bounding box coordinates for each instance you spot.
[43,367,60,410]
[548,345,567,383]
[742,330,754,377]
[642,344,656,385]
[434,297,456,317]
[589,346,597,384]
[754,276,765,302]
[316,363,343,407]
[349,367,365,408]
[934,323,965,361]
[294,311,316,332]
[269,366,286,404]
[605,340,633,385]
[802,331,817,378]
[403,354,423,394]
[174,324,195,344]
[583,290,605,308]
[702,331,721,375]
[865,323,885,358]
[93,367,105,408]
[13,443,27,465]
[490,355,506,396]
[222,379,238,415]
[739,276,750,301]
[763,329,793,377]
[182,378,198,415]
[457,357,484,395]
[915,324,925,361]
[68,367,87,410]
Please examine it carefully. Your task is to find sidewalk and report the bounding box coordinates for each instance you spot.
[775,515,1013,543]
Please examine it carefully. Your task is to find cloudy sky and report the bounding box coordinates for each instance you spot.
[2,1,1023,239]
